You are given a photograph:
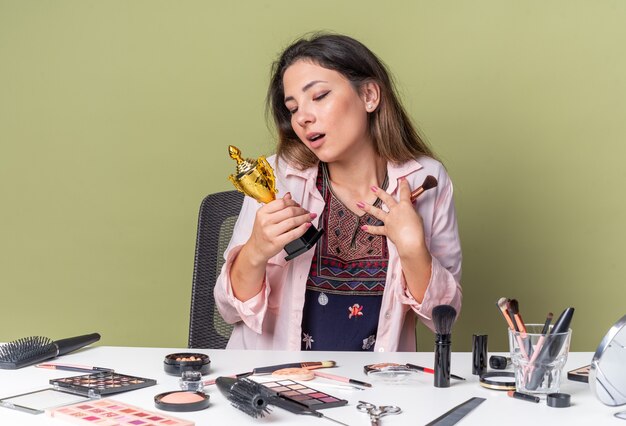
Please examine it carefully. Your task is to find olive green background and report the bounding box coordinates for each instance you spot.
[1,1,625,353]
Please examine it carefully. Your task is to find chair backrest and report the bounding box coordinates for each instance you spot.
[188,190,244,349]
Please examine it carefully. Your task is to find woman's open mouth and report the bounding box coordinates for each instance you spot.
[306,132,326,147]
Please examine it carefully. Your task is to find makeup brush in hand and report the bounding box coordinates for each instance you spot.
[432,304,457,388]
[410,175,438,202]
[0,333,101,369]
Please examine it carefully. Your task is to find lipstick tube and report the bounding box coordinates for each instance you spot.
[507,390,540,403]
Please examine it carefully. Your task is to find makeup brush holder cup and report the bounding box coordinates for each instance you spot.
[508,325,572,396]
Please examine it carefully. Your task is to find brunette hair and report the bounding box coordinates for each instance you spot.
[267,33,436,169]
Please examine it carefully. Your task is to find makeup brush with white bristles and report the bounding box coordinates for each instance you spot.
[496,297,516,330]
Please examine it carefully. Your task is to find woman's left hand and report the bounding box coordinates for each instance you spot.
[357,178,427,255]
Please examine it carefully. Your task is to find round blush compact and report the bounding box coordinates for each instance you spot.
[154,391,210,412]
[163,352,210,376]
[271,367,315,381]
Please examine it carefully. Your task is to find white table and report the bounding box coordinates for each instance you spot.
[0,347,620,425]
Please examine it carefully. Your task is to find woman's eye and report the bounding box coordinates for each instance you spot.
[314,91,330,101]
[288,107,298,115]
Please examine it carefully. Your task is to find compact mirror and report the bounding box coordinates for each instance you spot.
[590,314,626,407]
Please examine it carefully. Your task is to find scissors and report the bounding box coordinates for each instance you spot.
[357,400,402,425]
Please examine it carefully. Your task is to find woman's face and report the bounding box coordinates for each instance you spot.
[282,60,374,164]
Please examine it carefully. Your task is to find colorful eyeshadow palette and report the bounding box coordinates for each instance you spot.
[48,398,193,426]
[50,372,157,397]
[260,379,348,410]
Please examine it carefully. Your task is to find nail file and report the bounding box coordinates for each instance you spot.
[424,397,486,426]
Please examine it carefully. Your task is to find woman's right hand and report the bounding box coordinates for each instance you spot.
[246,192,316,263]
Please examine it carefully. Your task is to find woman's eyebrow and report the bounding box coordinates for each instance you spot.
[284,80,328,103]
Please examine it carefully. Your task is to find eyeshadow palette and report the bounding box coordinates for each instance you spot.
[50,372,157,397]
[48,398,193,425]
[260,379,348,410]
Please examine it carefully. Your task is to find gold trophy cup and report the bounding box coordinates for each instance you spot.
[228,145,324,260]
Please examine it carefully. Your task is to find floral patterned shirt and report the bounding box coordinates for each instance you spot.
[301,163,389,351]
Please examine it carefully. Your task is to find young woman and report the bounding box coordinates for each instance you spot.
[215,33,462,351]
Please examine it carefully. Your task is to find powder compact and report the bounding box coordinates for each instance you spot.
[163,352,211,376]
[479,371,516,391]
[154,390,210,412]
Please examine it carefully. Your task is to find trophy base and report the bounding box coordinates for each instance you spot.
[284,226,324,261]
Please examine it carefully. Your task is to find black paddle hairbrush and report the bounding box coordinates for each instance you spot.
[432,304,457,388]
[215,376,271,418]
[0,333,101,369]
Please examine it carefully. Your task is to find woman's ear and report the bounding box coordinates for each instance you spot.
[361,81,381,112]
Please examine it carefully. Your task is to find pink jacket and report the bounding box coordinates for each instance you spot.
[214,155,462,352]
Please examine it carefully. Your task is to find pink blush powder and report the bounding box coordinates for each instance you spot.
[160,392,204,404]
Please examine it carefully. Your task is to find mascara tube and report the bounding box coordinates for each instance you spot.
[434,332,451,388]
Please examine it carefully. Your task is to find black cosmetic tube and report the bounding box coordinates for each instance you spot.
[472,334,488,375]
[434,333,451,387]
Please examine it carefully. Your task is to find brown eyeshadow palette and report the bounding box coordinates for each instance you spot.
[50,372,157,397]
[567,364,590,383]
[260,379,348,410]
